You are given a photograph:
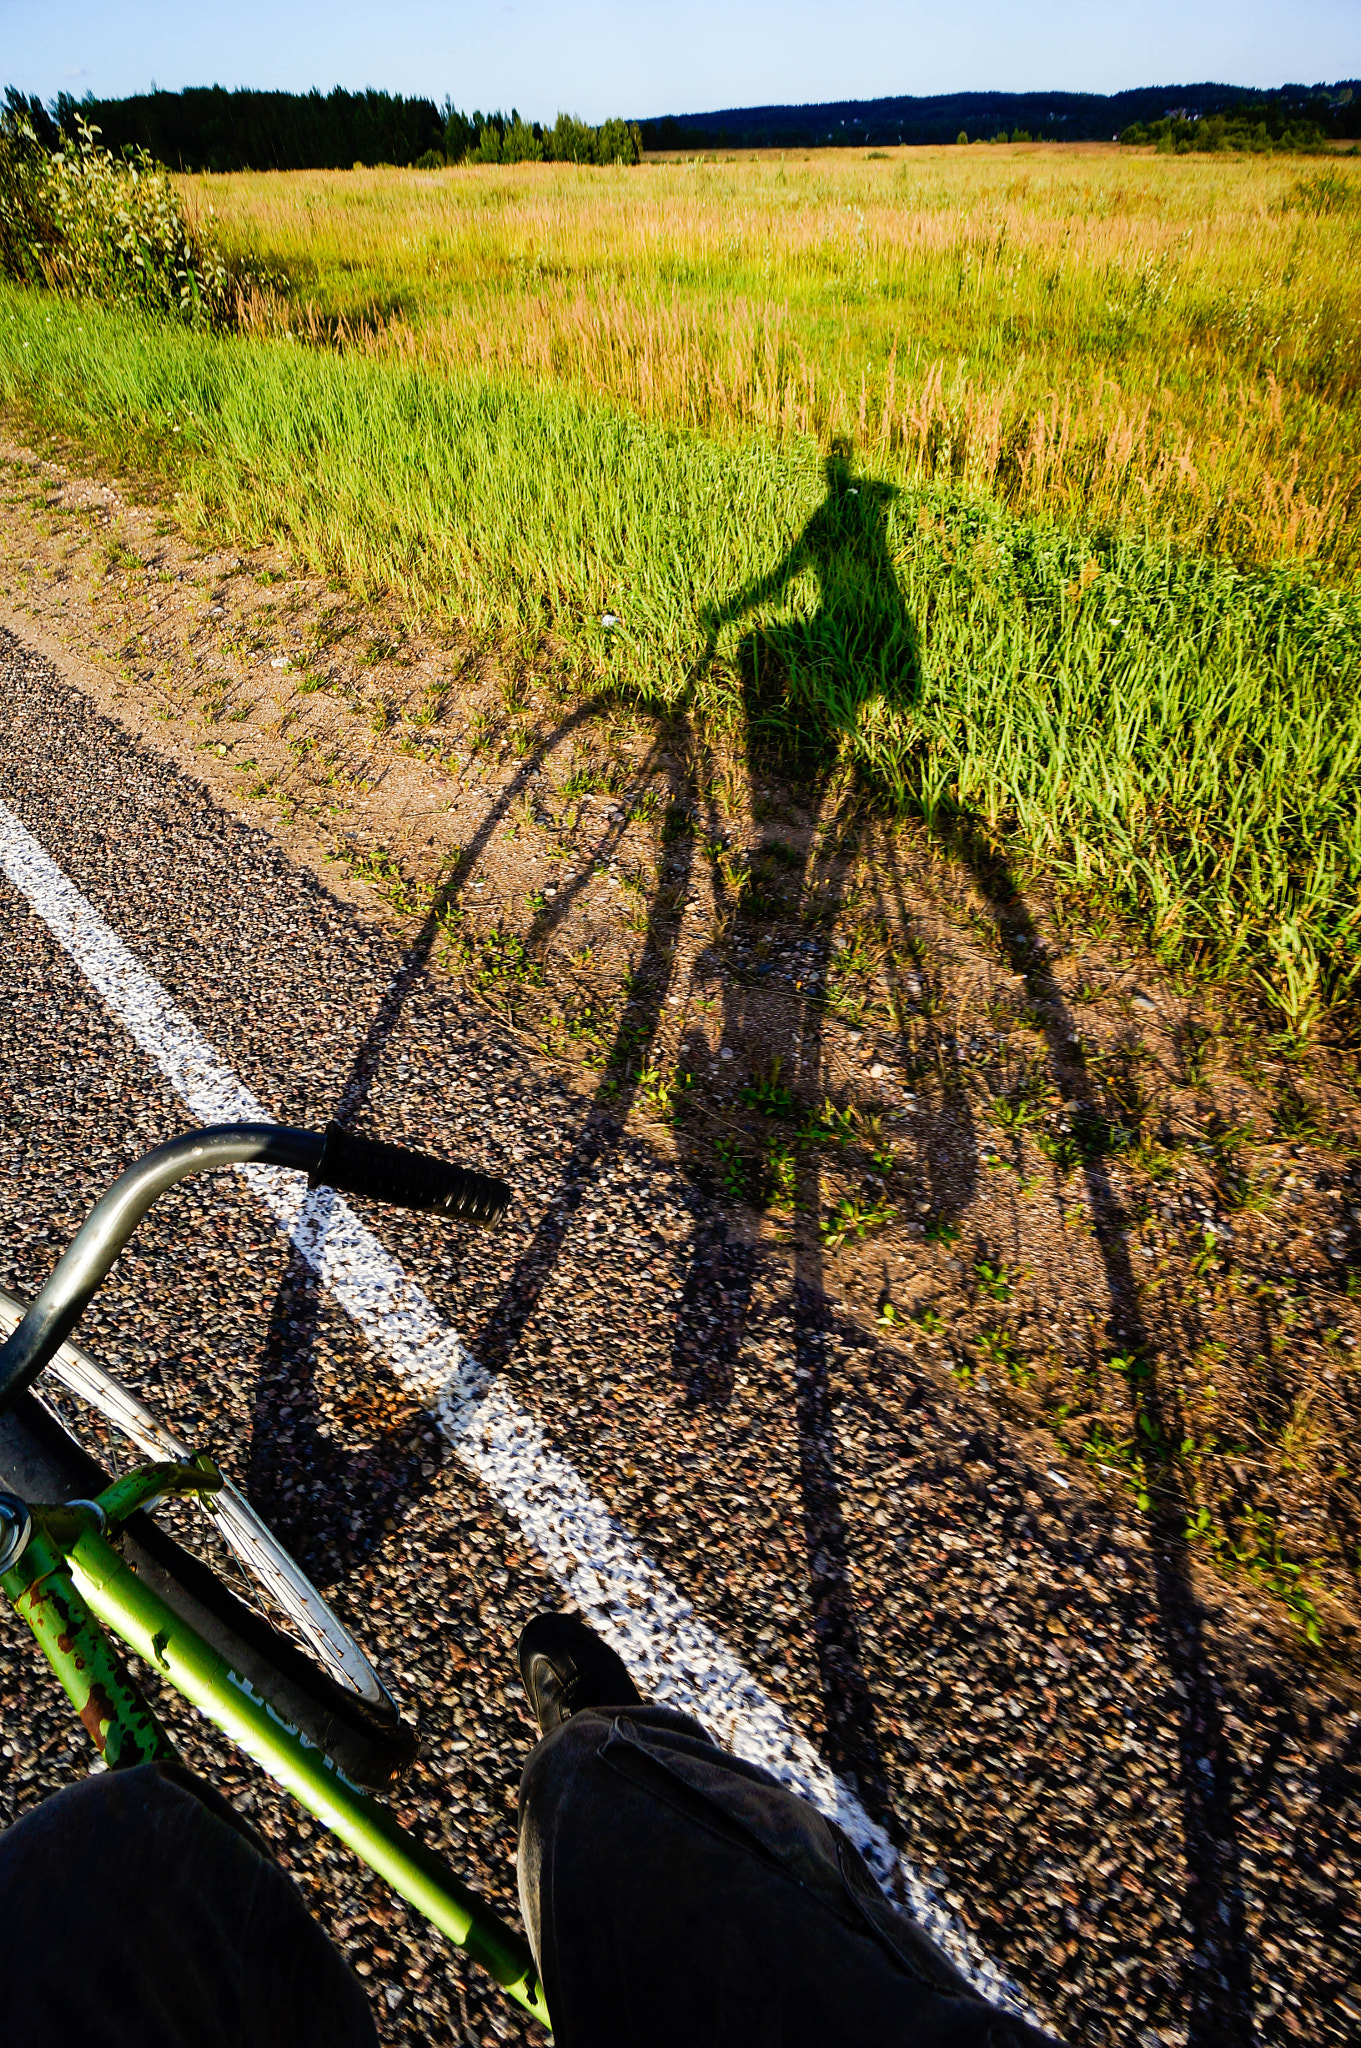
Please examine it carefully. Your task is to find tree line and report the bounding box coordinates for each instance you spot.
[7,78,1355,171]
[637,81,1361,152]
[0,85,641,173]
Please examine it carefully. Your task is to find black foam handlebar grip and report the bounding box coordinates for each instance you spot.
[309,1122,511,1225]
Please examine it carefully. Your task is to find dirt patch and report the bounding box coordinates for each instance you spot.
[3,432,1361,1678]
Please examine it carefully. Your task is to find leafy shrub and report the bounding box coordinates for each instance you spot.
[460,109,642,168]
[558,115,642,166]
[0,110,261,327]
[1123,112,1333,156]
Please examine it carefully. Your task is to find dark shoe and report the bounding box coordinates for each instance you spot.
[516,1612,642,1735]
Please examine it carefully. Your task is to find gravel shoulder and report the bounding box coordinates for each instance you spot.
[1,442,1359,2046]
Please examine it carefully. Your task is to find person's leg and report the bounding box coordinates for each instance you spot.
[0,1759,377,2048]
[515,1613,1059,2048]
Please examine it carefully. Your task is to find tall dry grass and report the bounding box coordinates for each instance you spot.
[184,146,1361,576]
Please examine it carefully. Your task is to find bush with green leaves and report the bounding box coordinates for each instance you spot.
[1120,112,1332,155]
[460,109,643,168]
[0,111,244,326]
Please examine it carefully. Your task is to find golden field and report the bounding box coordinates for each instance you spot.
[187,143,1361,577]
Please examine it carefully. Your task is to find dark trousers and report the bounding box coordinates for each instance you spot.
[517,1706,1049,2048]
[0,1727,1056,2048]
[0,1761,376,2047]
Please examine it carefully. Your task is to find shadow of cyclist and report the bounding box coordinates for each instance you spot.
[680,444,961,1821]
[701,440,913,777]
[696,442,974,1227]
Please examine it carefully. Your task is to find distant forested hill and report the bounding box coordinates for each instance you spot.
[638,82,1361,151]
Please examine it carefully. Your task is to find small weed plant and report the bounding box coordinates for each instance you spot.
[820,1192,896,1249]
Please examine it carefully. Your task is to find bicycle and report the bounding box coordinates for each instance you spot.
[0,1119,552,2029]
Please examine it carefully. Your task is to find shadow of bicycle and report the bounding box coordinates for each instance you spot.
[247,445,1259,2047]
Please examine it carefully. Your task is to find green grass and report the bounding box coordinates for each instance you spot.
[3,277,1360,1035]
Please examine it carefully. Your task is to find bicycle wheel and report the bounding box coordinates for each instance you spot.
[0,1287,416,1788]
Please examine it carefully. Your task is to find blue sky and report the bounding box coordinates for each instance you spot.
[4,0,1359,125]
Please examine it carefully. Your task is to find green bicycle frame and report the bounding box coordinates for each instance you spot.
[0,1468,550,2030]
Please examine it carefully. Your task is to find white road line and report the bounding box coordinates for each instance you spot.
[0,795,1028,2015]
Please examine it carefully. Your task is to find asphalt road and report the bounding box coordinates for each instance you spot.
[0,624,1356,2048]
